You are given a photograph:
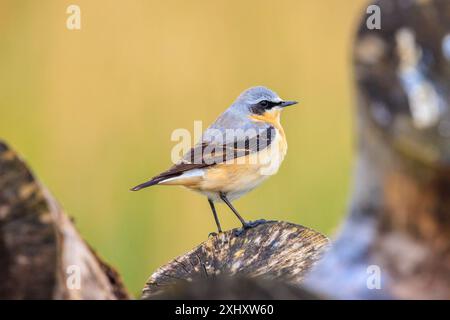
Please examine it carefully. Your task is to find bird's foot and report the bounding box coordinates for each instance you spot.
[234,219,267,236]
[245,219,267,228]
[208,231,223,237]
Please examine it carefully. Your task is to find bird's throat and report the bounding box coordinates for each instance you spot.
[249,110,285,141]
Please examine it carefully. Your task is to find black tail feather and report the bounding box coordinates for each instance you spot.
[130,176,167,191]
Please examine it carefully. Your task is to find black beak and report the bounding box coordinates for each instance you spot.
[280,100,298,107]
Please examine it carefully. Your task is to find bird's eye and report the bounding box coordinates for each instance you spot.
[259,100,269,107]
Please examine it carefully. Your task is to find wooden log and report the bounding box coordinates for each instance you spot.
[142,221,329,299]
[306,0,450,299]
[0,141,130,299]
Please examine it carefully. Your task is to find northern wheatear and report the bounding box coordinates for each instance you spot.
[131,86,297,233]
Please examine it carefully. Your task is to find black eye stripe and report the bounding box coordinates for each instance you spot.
[250,100,281,114]
[260,100,281,108]
[271,101,282,107]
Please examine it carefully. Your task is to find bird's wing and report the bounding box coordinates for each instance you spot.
[182,125,275,164]
[131,123,275,191]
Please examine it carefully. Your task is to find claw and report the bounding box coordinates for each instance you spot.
[245,219,267,228]
[233,219,268,236]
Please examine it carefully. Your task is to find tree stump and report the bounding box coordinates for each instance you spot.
[142,221,329,299]
[0,141,130,299]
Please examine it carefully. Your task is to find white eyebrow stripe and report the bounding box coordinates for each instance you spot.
[249,96,283,104]
[273,97,283,102]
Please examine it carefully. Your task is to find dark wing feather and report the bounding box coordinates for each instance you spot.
[131,126,275,191]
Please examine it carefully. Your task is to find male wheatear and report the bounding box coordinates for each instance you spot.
[131,86,297,233]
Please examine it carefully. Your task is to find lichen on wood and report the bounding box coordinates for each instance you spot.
[142,221,329,299]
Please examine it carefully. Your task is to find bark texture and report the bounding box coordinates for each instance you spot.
[0,141,130,299]
[142,221,329,299]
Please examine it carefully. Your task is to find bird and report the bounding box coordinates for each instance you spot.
[131,86,297,234]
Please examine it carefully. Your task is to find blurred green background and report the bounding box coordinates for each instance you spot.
[0,0,366,295]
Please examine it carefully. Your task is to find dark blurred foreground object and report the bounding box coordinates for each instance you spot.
[142,221,329,299]
[148,276,321,300]
[306,0,450,299]
[0,141,129,299]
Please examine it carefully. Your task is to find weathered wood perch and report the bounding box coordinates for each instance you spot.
[0,141,130,299]
[142,221,329,299]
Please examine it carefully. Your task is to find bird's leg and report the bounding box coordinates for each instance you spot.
[219,192,267,236]
[220,192,268,235]
[219,192,248,228]
[219,192,267,235]
[208,199,222,236]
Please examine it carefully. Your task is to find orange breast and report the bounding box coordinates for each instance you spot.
[249,110,287,156]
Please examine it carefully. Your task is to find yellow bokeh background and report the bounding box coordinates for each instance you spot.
[0,0,367,295]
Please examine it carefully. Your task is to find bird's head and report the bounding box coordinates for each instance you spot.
[234,86,298,119]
